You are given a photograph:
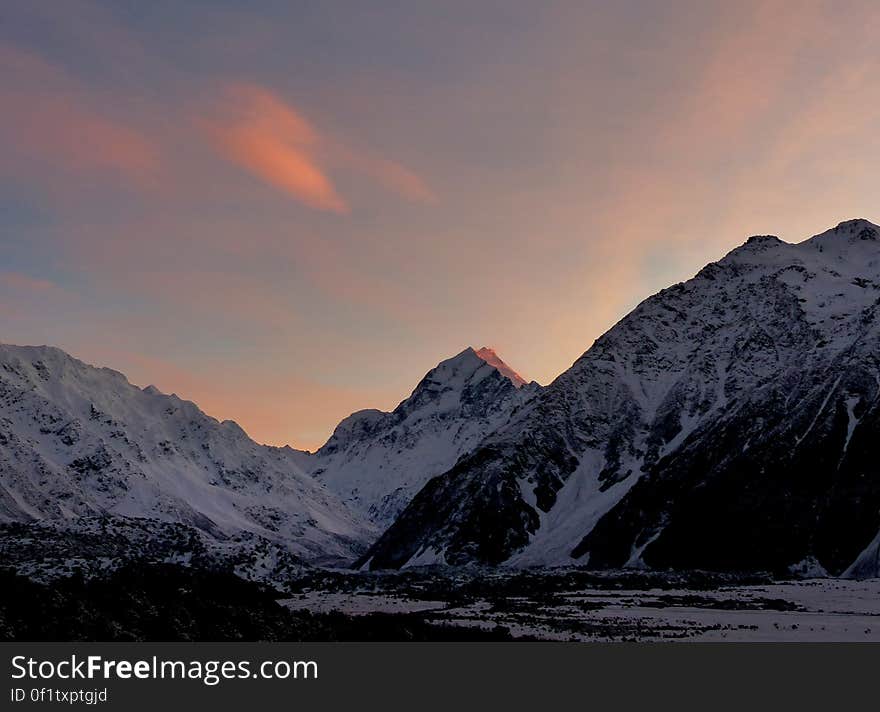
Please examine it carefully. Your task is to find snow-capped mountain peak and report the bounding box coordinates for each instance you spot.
[475,347,528,388]
[312,347,540,527]
[395,346,530,418]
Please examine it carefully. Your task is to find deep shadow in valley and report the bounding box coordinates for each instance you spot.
[0,564,517,642]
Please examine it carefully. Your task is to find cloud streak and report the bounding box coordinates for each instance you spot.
[201,83,435,211]
[203,84,348,212]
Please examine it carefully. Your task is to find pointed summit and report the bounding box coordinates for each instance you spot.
[474,347,527,388]
[313,345,537,526]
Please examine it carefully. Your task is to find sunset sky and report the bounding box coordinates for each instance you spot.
[2,0,879,449]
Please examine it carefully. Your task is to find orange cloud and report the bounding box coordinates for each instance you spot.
[335,147,438,204]
[201,83,435,211]
[0,45,160,185]
[203,84,347,212]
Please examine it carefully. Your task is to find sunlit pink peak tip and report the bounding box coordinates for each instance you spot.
[474,346,527,388]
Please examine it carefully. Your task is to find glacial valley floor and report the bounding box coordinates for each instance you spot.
[281,569,880,642]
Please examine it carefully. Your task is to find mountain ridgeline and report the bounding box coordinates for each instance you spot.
[0,344,373,571]
[358,219,880,577]
[3,218,880,580]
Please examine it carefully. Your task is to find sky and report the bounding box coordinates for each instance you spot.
[2,0,880,450]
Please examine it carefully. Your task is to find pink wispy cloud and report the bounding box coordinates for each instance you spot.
[202,84,348,213]
[338,148,438,204]
[200,82,436,212]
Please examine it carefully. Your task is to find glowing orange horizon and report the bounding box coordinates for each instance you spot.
[2,1,880,450]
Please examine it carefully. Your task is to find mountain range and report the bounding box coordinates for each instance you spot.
[0,344,372,571]
[3,218,880,579]
[360,218,880,577]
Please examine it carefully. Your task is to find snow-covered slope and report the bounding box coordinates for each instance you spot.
[360,219,880,576]
[312,347,538,527]
[0,344,373,563]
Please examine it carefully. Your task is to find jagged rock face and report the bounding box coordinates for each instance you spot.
[0,345,373,563]
[312,347,538,527]
[360,219,880,575]
[577,359,880,575]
